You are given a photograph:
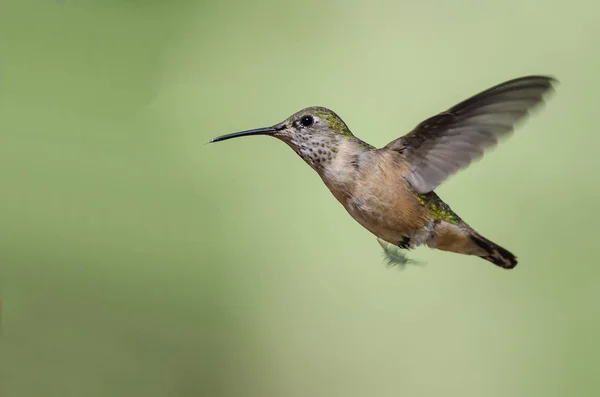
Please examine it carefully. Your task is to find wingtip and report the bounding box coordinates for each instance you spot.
[518,74,559,87]
[538,75,559,85]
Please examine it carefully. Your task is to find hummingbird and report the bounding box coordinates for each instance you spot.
[211,76,556,269]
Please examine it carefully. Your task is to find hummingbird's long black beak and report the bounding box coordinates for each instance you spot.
[210,125,284,143]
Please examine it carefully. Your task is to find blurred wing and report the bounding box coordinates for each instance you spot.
[385,76,557,194]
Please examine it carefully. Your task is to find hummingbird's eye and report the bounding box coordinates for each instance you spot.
[300,115,314,127]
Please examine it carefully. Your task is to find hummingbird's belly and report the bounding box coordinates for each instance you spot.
[344,185,432,247]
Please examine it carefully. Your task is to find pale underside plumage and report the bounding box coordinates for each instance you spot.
[385,76,557,194]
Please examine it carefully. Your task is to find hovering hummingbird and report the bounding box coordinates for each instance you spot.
[211,76,556,269]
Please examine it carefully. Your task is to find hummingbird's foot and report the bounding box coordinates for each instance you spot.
[397,236,411,249]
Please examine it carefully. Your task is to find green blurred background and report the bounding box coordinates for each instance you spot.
[1,1,599,396]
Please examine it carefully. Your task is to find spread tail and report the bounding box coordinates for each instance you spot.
[470,233,518,269]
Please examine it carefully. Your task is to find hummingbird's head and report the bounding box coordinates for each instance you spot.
[273,106,354,143]
[210,107,356,169]
[210,107,353,143]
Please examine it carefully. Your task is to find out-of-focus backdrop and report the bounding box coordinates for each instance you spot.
[1,1,599,396]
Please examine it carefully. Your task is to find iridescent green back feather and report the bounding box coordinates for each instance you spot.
[415,191,461,225]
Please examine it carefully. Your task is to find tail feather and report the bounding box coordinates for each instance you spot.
[471,233,518,269]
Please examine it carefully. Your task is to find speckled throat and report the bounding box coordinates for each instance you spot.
[286,134,341,171]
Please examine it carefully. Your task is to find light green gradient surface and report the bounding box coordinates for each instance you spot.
[1,1,599,396]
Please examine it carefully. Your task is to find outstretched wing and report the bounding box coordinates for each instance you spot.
[385,75,556,194]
